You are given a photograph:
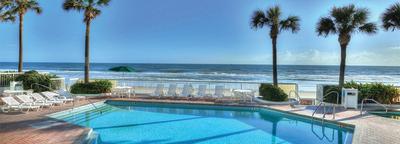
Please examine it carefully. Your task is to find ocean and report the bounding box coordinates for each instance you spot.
[0,62,399,92]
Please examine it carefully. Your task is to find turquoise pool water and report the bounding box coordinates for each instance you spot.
[49,101,353,144]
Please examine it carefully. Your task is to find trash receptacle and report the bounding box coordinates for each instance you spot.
[341,88,358,109]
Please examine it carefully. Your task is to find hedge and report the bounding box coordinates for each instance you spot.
[70,80,113,94]
[259,83,288,102]
[323,81,399,104]
[15,70,58,92]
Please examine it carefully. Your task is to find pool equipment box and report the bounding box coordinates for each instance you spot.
[341,88,358,109]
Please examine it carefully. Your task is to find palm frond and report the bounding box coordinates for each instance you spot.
[250,10,267,29]
[352,8,368,26]
[331,4,355,26]
[279,16,300,33]
[96,0,110,6]
[316,17,336,37]
[26,0,42,14]
[0,0,14,10]
[359,22,377,34]
[0,10,16,22]
[64,0,110,22]
[63,0,86,11]
[267,6,281,23]
[381,3,400,31]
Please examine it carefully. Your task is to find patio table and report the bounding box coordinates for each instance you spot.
[233,89,255,102]
[114,86,135,98]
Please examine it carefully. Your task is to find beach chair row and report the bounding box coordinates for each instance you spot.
[151,84,225,98]
[0,91,73,113]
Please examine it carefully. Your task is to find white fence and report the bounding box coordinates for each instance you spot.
[0,72,23,87]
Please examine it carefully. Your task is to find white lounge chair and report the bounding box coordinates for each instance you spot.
[180,84,194,97]
[42,91,73,103]
[1,97,40,113]
[15,95,52,109]
[167,84,178,96]
[151,84,165,97]
[31,93,63,105]
[57,89,79,101]
[214,86,225,97]
[196,85,209,97]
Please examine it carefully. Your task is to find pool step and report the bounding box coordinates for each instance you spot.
[48,101,106,118]
[62,107,118,124]
[48,101,115,120]
[55,106,114,121]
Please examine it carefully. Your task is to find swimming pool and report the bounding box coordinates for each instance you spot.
[48,100,354,144]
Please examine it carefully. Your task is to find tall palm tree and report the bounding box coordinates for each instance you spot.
[316,4,377,88]
[382,3,400,31]
[63,0,111,83]
[250,6,300,86]
[0,0,42,72]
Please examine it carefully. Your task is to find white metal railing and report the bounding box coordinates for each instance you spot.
[312,91,340,120]
[71,78,299,97]
[360,98,388,115]
[0,72,23,87]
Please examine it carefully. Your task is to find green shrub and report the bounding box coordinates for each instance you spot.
[259,83,288,102]
[70,80,112,94]
[322,81,399,104]
[15,70,58,92]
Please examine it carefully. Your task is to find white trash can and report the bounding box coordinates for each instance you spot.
[341,88,358,109]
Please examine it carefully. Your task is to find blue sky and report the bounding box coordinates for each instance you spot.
[0,0,399,66]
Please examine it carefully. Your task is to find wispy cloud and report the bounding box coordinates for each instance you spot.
[389,46,400,50]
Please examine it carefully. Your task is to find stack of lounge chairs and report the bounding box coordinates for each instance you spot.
[0,91,74,113]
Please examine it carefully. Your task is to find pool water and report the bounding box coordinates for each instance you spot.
[370,111,400,120]
[49,101,353,144]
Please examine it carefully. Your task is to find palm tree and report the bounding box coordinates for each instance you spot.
[0,0,42,72]
[63,0,111,83]
[250,6,300,86]
[316,4,377,89]
[382,3,400,31]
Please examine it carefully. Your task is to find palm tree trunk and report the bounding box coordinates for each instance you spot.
[84,20,91,83]
[18,14,24,72]
[338,44,347,89]
[272,37,278,86]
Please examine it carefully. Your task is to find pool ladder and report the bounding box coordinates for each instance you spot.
[312,91,340,120]
[360,98,388,115]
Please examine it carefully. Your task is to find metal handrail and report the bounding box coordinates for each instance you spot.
[289,90,301,102]
[312,102,325,118]
[360,98,388,115]
[31,83,54,91]
[312,91,340,120]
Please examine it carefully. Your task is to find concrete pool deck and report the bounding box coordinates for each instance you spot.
[0,97,399,144]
